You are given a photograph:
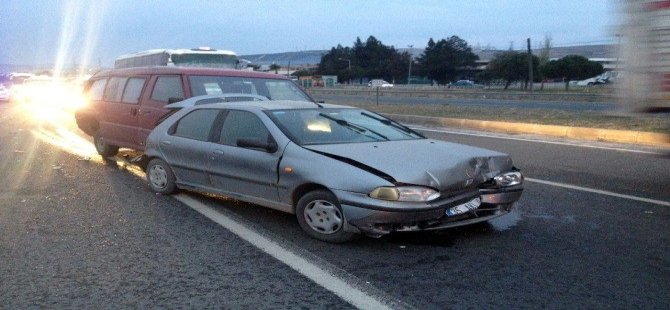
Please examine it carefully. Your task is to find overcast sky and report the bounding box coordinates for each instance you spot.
[0,0,617,67]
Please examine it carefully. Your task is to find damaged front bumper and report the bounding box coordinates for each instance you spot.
[334,185,523,237]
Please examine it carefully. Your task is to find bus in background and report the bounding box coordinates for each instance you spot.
[618,0,670,114]
[114,47,240,69]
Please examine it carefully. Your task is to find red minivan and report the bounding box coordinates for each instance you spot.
[75,66,314,156]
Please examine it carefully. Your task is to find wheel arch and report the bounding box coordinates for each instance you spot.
[291,183,332,212]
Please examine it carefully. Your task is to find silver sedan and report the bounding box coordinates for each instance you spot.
[144,99,523,243]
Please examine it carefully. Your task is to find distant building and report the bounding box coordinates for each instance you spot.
[241,44,619,71]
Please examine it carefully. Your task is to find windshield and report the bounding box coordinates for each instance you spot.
[267,108,424,145]
[189,75,312,102]
[171,53,239,69]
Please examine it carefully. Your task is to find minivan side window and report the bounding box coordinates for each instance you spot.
[103,77,128,102]
[121,78,146,104]
[151,76,184,102]
[172,109,219,141]
[88,79,107,101]
[219,110,271,146]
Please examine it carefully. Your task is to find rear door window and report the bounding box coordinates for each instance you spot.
[88,79,107,101]
[172,109,220,141]
[103,77,128,102]
[121,77,146,104]
[151,76,184,102]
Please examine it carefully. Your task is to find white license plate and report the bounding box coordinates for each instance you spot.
[446,197,481,216]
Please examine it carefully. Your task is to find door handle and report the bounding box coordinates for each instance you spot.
[141,110,151,115]
[161,141,172,145]
[213,150,224,155]
[130,108,138,116]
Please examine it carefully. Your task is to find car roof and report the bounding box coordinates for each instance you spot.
[188,100,354,111]
[92,66,290,80]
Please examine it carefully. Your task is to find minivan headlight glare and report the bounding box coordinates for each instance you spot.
[494,172,523,187]
[369,186,440,202]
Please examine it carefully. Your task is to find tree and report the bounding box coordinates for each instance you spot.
[486,51,539,90]
[316,36,409,84]
[269,63,281,74]
[415,36,478,85]
[542,55,604,90]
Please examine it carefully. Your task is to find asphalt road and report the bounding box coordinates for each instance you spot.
[1,101,668,309]
[312,94,615,112]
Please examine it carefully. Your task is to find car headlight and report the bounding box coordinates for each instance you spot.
[494,171,523,187]
[369,186,440,202]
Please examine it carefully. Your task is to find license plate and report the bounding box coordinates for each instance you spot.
[446,197,481,216]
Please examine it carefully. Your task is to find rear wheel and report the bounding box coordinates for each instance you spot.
[296,190,356,243]
[93,132,119,157]
[146,158,177,195]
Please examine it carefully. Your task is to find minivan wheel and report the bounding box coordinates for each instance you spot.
[296,190,356,243]
[93,132,119,157]
[146,158,177,195]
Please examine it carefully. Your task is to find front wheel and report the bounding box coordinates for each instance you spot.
[146,158,177,195]
[93,132,119,157]
[296,190,356,243]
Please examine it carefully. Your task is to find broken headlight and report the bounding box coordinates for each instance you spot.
[494,171,523,187]
[369,186,440,202]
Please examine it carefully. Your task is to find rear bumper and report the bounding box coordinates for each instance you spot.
[333,186,523,236]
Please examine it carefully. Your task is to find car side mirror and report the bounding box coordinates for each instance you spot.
[167,97,184,104]
[237,138,278,153]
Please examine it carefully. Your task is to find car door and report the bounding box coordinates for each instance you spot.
[209,109,281,202]
[98,76,136,146]
[159,108,221,187]
[137,75,186,148]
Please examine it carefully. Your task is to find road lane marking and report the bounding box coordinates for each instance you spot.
[173,194,399,310]
[412,127,664,155]
[526,178,670,207]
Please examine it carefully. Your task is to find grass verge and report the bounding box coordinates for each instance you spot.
[331,101,669,133]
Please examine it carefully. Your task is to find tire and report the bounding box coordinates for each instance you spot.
[146,158,177,195]
[93,132,119,157]
[296,190,356,243]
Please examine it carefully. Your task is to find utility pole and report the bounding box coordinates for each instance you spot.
[407,45,413,85]
[527,38,534,92]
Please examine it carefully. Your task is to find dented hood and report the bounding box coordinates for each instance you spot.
[304,139,513,191]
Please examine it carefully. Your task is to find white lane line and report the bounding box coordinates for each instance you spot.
[526,178,670,207]
[173,194,396,310]
[412,127,664,155]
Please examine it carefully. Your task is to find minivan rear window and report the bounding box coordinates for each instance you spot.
[121,78,146,104]
[103,77,128,102]
[88,79,107,101]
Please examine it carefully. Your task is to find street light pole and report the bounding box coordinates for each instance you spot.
[407,45,413,85]
[338,58,351,70]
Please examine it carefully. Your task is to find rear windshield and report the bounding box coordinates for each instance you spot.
[189,75,312,102]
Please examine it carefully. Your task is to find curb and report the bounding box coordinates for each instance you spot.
[385,113,670,148]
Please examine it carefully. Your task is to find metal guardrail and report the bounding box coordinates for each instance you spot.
[307,87,616,103]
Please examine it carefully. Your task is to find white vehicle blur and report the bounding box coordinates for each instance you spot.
[574,71,619,86]
[12,76,86,111]
[368,79,393,88]
[0,84,9,101]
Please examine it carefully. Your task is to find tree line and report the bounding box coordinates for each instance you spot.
[313,35,604,90]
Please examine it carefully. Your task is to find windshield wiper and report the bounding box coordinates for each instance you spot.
[360,112,425,138]
[318,113,389,141]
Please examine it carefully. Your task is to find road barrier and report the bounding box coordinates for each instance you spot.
[308,88,615,103]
